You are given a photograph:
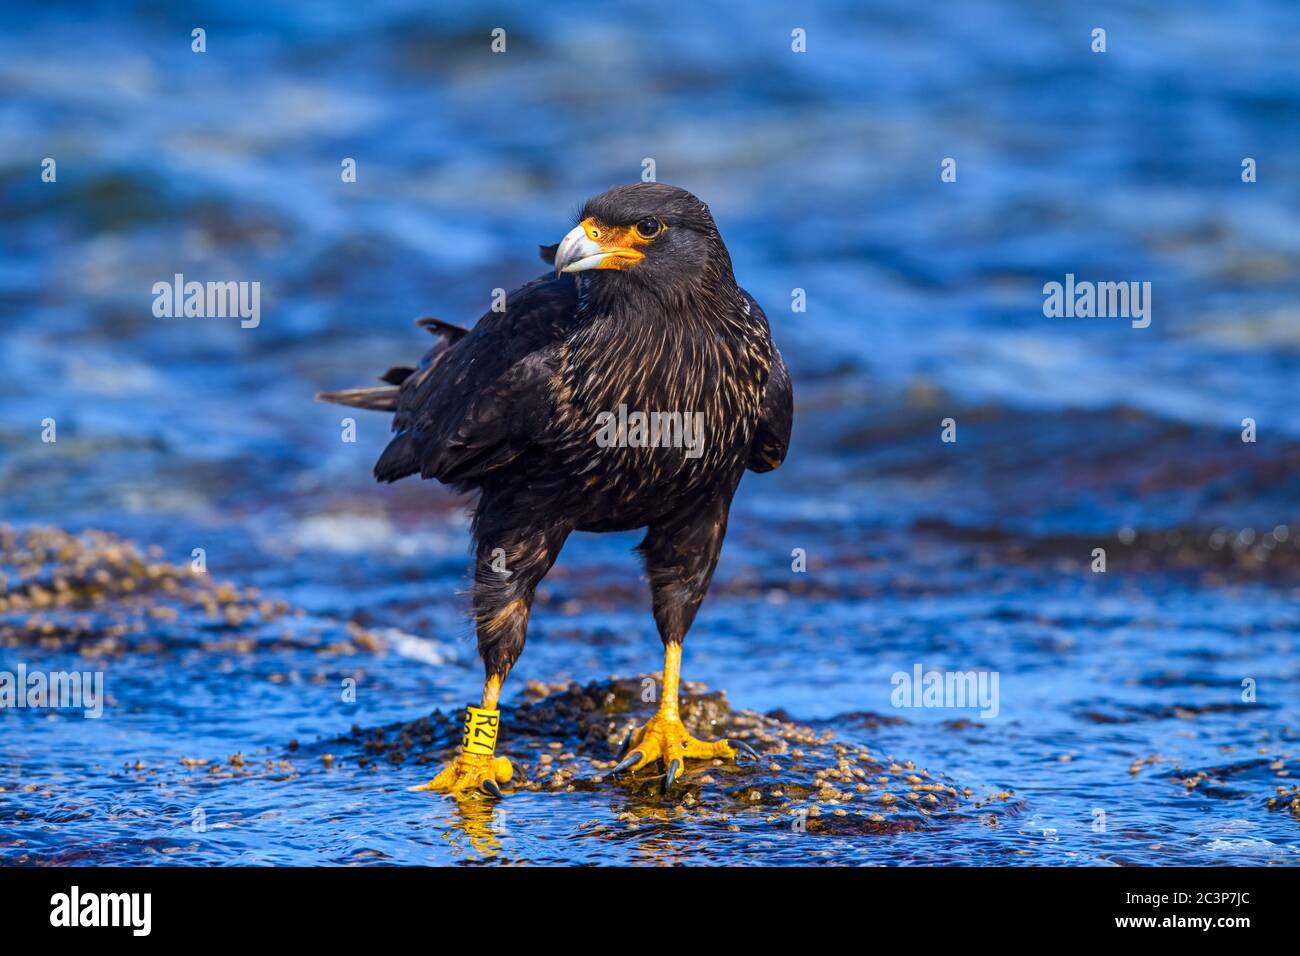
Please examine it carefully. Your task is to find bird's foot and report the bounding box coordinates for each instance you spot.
[410,752,513,799]
[609,710,760,793]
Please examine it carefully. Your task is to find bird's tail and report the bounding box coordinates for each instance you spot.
[314,386,400,412]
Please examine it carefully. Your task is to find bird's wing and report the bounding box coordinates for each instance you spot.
[747,345,793,472]
[375,273,579,485]
[316,317,470,406]
[379,317,469,385]
[742,292,793,473]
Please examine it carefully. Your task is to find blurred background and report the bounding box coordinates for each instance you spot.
[1,0,1298,865]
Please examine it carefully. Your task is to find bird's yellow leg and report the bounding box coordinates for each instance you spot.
[611,643,758,791]
[411,673,514,799]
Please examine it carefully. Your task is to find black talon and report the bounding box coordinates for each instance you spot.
[663,759,682,794]
[617,727,635,758]
[730,739,761,762]
[610,750,643,777]
[482,778,504,798]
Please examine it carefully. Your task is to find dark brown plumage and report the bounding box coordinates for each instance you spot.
[318,183,792,794]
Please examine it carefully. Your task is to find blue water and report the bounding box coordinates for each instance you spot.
[1,0,1298,865]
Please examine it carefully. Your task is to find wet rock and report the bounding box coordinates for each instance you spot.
[301,676,1001,835]
[0,525,381,656]
[1170,753,1300,819]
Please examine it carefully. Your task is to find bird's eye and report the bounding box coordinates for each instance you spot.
[635,217,662,239]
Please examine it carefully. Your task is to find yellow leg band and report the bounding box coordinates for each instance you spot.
[462,705,500,756]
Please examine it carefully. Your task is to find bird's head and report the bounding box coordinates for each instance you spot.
[550,184,733,294]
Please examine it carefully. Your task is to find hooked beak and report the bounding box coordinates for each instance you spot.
[553,218,643,275]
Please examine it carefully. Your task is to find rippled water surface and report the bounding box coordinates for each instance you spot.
[2,0,1298,865]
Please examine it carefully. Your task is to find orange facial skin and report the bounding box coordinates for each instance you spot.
[579,216,662,270]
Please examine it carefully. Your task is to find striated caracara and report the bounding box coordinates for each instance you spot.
[318,183,793,796]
